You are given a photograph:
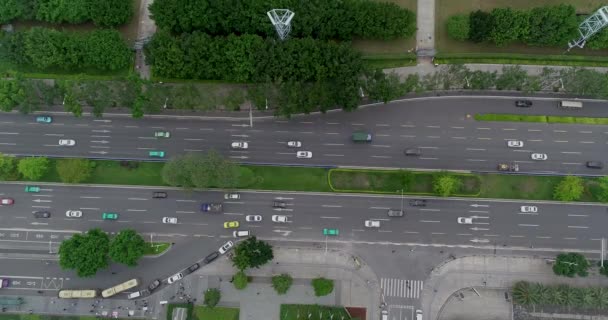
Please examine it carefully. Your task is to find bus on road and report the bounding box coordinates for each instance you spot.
[58,289,98,299]
[101,279,139,298]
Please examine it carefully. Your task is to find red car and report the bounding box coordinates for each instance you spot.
[0,198,14,205]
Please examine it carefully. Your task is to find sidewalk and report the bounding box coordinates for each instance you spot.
[422,255,608,320]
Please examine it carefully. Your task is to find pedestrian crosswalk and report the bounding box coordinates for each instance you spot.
[381,278,424,299]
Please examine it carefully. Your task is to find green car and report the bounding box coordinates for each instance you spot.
[35,116,53,123]
[154,131,171,138]
[149,151,165,158]
[25,186,40,193]
[323,228,339,236]
[102,212,119,220]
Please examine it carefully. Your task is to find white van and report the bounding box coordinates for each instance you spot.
[416,309,423,320]
[558,100,582,109]
[233,230,250,238]
[127,291,141,300]
[381,310,388,320]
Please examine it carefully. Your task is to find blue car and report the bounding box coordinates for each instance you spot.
[36,116,53,123]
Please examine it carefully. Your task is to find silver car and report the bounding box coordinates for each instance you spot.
[364,220,380,228]
[387,209,404,217]
[296,151,312,159]
[507,140,523,148]
[162,217,178,224]
[224,193,240,200]
[287,141,302,148]
[58,139,76,146]
[520,206,538,213]
[167,272,183,284]
[65,210,82,218]
[245,215,262,222]
[531,153,547,161]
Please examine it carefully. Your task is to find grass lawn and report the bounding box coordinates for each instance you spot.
[479,174,597,201]
[476,113,608,125]
[0,315,121,320]
[435,0,608,56]
[280,304,352,320]
[143,242,170,255]
[38,160,166,186]
[328,169,481,196]
[242,166,331,192]
[193,306,239,320]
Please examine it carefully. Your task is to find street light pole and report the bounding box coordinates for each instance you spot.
[400,189,404,212]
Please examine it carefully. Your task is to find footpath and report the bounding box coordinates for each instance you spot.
[422,255,608,320]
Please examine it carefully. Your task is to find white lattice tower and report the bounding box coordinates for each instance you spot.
[267,9,294,41]
[568,6,608,50]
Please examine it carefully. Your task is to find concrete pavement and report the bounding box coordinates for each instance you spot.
[422,255,608,320]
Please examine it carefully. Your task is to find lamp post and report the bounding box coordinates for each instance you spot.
[398,189,404,212]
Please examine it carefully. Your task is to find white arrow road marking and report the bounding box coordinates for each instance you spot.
[470,204,489,208]
[33,199,52,203]
[273,229,292,237]
[89,151,108,154]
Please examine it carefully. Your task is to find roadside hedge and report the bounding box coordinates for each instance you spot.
[445,4,608,49]
[149,0,416,40]
[0,0,133,27]
[0,28,132,71]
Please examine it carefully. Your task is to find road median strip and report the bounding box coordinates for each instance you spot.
[2,157,604,203]
[475,113,608,125]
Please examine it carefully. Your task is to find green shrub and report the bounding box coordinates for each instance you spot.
[204,288,221,308]
[311,277,334,297]
[446,14,470,41]
[272,274,293,295]
[233,271,248,290]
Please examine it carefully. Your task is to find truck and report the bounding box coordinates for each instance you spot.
[201,203,223,213]
[352,131,372,142]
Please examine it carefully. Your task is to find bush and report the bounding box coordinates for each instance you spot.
[0,153,19,180]
[233,271,249,290]
[433,174,461,197]
[204,288,221,307]
[18,157,49,180]
[553,253,590,277]
[553,176,584,201]
[3,0,132,26]
[311,277,334,297]
[272,274,293,295]
[447,14,470,41]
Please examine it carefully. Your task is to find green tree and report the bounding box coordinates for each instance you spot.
[18,157,49,180]
[161,151,241,189]
[468,10,493,43]
[592,287,608,309]
[496,66,528,90]
[553,176,584,201]
[524,5,577,47]
[63,91,83,117]
[0,153,19,180]
[203,288,221,308]
[363,70,403,104]
[272,274,293,295]
[0,79,26,112]
[446,14,470,41]
[489,8,528,46]
[89,0,133,27]
[311,277,334,297]
[59,228,110,277]
[233,271,249,290]
[56,159,91,183]
[35,0,90,24]
[553,253,590,277]
[0,0,27,24]
[232,236,274,270]
[433,174,461,197]
[467,70,497,90]
[161,153,196,189]
[108,229,146,267]
[512,281,536,305]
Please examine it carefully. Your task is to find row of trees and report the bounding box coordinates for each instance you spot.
[149,0,415,40]
[145,32,363,114]
[161,151,241,189]
[59,228,146,277]
[1,28,132,71]
[513,281,608,309]
[446,5,594,47]
[0,154,92,183]
[0,0,132,26]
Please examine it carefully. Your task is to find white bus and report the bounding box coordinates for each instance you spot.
[558,100,583,109]
[58,289,98,299]
[101,278,139,298]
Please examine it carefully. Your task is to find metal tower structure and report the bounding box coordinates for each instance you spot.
[267,9,294,41]
[568,6,608,50]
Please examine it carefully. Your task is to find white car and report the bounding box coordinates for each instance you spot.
[162,217,178,224]
[218,241,234,254]
[233,230,250,238]
[231,141,248,149]
[245,215,262,222]
[507,140,524,148]
[296,151,312,159]
[224,193,240,200]
[520,206,538,213]
[65,210,82,218]
[457,217,473,224]
[364,220,380,228]
[272,215,289,223]
[58,139,76,146]
[531,153,547,161]
[167,272,183,284]
[287,141,302,148]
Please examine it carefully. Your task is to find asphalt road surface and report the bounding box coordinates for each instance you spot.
[0,96,606,174]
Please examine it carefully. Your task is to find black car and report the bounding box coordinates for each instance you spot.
[586,161,604,169]
[147,279,161,292]
[404,148,421,156]
[33,211,50,218]
[515,100,532,107]
[153,192,167,199]
[273,201,287,208]
[186,263,200,274]
[409,199,427,207]
[203,251,220,264]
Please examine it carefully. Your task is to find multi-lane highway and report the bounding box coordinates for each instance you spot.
[0,96,606,174]
[1,183,605,255]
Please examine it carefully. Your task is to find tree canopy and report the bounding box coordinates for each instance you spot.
[553,176,584,201]
[59,228,110,277]
[311,277,334,297]
[232,236,274,270]
[18,157,50,180]
[272,274,293,295]
[108,229,146,266]
[1,0,132,26]
[553,253,590,277]
[162,151,241,189]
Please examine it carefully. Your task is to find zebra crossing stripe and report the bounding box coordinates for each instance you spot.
[381,278,424,299]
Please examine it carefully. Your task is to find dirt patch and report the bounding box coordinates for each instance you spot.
[346,307,366,320]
